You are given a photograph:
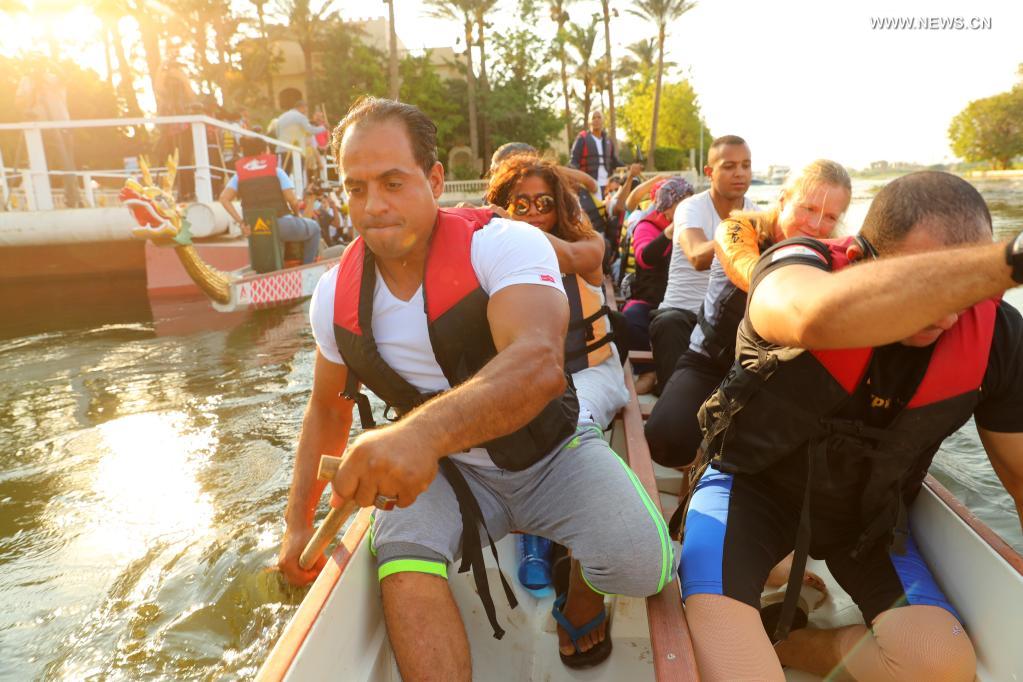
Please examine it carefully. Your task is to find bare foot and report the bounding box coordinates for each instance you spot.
[557,559,607,655]
[634,371,657,395]
[766,552,827,600]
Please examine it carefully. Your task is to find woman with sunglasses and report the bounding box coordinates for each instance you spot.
[484,155,629,664]
[485,153,629,433]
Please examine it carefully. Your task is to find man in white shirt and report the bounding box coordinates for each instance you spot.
[649,136,754,390]
[274,98,326,175]
[278,98,676,679]
[570,111,621,194]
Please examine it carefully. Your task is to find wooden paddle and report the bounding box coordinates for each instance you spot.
[298,455,357,570]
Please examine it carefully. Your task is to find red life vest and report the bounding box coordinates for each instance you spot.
[698,236,998,555]
[330,207,579,472]
[234,153,288,217]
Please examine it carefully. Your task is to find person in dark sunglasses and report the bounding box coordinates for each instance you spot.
[484,154,631,663]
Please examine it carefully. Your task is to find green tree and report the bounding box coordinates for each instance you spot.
[566,16,599,131]
[472,0,499,162]
[598,0,616,144]
[628,0,695,169]
[949,88,1023,169]
[484,0,562,153]
[311,21,387,123]
[547,0,575,147]
[275,0,338,102]
[400,51,468,162]
[92,0,143,115]
[427,0,479,164]
[620,78,706,167]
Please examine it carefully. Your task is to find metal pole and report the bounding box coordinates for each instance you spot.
[82,172,95,207]
[0,147,9,209]
[699,122,704,172]
[191,121,213,203]
[24,127,54,210]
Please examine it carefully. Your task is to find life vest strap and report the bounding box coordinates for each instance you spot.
[772,439,820,644]
[564,333,615,362]
[439,459,518,639]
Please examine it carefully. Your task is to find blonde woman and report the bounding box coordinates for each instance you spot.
[646,159,852,468]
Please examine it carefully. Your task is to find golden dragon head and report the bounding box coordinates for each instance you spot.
[119,152,188,245]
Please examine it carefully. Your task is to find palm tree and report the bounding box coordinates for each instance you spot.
[125,0,164,103]
[566,17,599,133]
[628,0,695,169]
[548,0,575,149]
[275,0,338,103]
[427,0,479,163]
[472,0,498,163]
[385,0,399,99]
[93,0,143,114]
[598,0,617,148]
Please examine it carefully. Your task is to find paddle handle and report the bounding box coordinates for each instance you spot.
[299,499,358,569]
[297,454,353,570]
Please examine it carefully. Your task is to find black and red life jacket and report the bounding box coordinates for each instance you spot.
[695,235,997,639]
[576,129,614,179]
[234,153,289,217]
[331,207,579,470]
[331,207,579,640]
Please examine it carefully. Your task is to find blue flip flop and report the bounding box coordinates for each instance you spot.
[551,592,613,668]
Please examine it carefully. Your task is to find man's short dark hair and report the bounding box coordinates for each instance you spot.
[709,135,747,152]
[861,171,992,253]
[490,142,537,173]
[240,135,269,158]
[332,97,438,176]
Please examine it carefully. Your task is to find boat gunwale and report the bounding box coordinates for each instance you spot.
[256,507,374,682]
[922,474,1023,576]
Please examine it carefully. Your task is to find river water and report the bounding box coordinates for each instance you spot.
[1,177,1021,680]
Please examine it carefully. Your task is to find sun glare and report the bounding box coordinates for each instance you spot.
[54,412,215,567]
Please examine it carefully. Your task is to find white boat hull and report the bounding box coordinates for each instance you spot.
[211,258,339,312]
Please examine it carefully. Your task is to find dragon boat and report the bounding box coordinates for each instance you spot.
[120,156,342,313]
[256,351,1023,681]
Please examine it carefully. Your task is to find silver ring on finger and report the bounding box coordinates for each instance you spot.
[374,494,398,511]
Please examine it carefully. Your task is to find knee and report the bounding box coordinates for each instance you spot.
[577,520,676,598]
[871,607,977,681]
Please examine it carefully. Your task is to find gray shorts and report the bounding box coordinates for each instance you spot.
[370,426,677,597]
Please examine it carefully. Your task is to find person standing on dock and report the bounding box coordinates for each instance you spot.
[680,171,1023,681]
[277,97,677,678]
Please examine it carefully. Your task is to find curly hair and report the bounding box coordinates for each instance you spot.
[484,154,596,243]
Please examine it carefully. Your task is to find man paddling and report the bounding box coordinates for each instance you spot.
[679,171,1023,680]
[277,98,676,679]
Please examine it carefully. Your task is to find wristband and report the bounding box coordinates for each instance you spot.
[1006,231,1023,284]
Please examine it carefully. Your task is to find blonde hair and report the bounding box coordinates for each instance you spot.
[731,159,852,241]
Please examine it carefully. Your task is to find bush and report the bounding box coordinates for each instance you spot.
[654,146,685,170]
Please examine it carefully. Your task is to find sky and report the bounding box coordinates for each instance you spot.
[3,0,1022,171]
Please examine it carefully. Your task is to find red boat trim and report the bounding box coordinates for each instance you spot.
[923,474,1023,577]
[257,507,374,682]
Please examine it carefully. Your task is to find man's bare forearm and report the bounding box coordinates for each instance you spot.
[284,399,353,529]
[801,240,1015,348]
[396,339,566,460]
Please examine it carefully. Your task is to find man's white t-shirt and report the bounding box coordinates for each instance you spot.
[310,218,565,468]
[661,190,756,313]
[595,135,608,188]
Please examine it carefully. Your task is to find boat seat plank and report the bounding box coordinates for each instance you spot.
[621,361,700,681]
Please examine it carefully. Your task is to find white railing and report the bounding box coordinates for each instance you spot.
[0,115,305,211]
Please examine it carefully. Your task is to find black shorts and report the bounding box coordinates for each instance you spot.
[679,467,960,624]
